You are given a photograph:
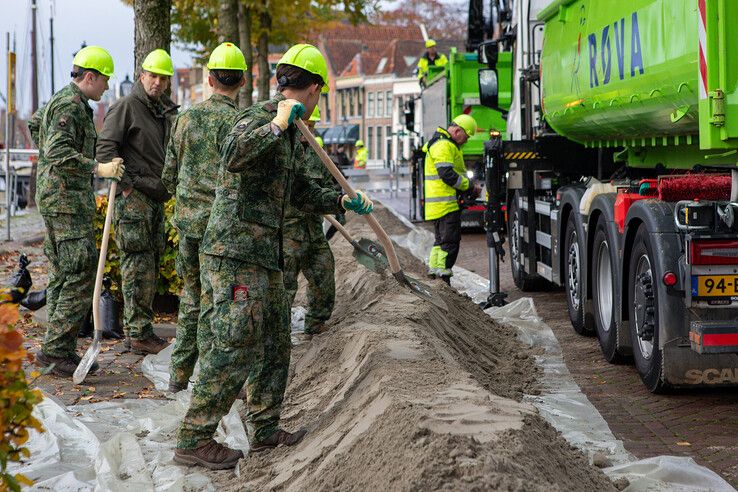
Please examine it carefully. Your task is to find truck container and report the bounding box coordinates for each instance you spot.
[480,0,738,391]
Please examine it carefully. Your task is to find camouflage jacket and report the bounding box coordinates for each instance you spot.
[162,94,239,239]
[283,142,337,242]
[201,94,343,271]
[28,82,97,217]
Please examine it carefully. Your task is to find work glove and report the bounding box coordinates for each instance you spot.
[272,99,306,131]
[96,158,125,181]
[341,190,373,215]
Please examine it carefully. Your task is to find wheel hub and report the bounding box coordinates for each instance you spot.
[633,255,656,359]
[567,232,581,311]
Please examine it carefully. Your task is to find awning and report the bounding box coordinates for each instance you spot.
[323,124,360,145]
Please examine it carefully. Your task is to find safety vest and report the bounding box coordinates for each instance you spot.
[417,52,448,79]
[354,147,368,169]
[423,127,469,220]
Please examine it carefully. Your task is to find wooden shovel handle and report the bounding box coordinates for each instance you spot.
[93,181,117,337]
[296,119,402,273]
[324,215,354,243]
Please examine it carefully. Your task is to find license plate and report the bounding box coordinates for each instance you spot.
[692,275,738,297]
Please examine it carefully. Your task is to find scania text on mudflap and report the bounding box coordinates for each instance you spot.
[478,0,738,392]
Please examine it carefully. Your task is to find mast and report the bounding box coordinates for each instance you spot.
[30,0,39,112]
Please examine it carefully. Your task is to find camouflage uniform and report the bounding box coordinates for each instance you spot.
[97,81,178,341]
[177,94,343,448]
[27,82,98,358]
[283,143,336,333]
[161,94,239,387]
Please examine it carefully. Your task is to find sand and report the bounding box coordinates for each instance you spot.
[216,205,615,491]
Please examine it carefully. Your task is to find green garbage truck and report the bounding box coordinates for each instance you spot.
[479,0,738,391]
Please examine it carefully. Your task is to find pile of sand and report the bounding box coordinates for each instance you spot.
[217,206,614,491]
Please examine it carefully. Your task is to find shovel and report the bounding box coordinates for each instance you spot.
[324,214,388,273]
[296,119,446,310]
[73,181,116,385]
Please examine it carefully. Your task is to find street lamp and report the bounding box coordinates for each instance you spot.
[119,75,133,99]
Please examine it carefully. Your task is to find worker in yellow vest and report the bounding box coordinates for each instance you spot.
[354,139,367,169]
[423,114,479,284]
[417,39,448,85]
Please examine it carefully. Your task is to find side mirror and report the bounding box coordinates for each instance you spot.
[403,100,416,133]
[477,40,499,68]
[478,69,499,109]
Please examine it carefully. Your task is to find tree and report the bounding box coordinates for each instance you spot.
[134,0,172,79]
[370,0,467,40]
[238,2,253,107]
[218,0,239,43]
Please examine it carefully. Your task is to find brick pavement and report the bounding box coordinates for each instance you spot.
[454,232,738,487]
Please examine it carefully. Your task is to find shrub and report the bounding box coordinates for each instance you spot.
[0,294,44,491]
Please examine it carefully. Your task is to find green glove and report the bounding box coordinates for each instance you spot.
[341,190,373,215]
[272,99,306,131]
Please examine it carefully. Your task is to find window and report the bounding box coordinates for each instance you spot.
[357,88,363,116]
[386,91,393,117]
[340,90,347,119]
[367,127,374,159]
[376,126,383,160]
[321,93,330,122]
[367,92,375,118]
[386,125,392,160]
[377,92,384,119]
[349,89,355,117]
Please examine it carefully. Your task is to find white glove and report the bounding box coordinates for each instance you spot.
[271,99,306,131]
[96,158,125,180]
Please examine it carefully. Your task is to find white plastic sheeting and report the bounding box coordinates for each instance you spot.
[385,204,735,492]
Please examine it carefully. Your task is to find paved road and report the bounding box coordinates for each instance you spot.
[374,189,738,487]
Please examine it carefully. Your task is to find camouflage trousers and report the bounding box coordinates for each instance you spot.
[283,234,335,332]
[41,213,96,358]
[114,190,165,340]
[169,235,205,387]
[177,254,291,448]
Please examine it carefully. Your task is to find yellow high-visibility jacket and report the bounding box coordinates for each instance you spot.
[354,147,368,169]
[417,52,448,80]
[423,127,469,220]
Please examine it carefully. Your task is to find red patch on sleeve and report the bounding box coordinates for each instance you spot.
[232,285,249,302]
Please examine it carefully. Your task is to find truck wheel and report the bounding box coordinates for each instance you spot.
[508,192,540,291]
[564,213,592,335]
[628,226,666,392]
[592,220,628,363]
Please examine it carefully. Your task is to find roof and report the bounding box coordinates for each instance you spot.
[318,24,464,78]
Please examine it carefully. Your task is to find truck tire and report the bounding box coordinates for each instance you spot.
[592,220,628,362]
[508,191,540,291]
[564,213,592,335]
[628,226,666,393]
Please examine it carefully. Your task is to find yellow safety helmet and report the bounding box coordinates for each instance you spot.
[355,139,365,148]
[277,44,329,93]
[425,39,437,49]
[142,49,174,76]
[452,114,477,138]
[72,46,114,77]
[207,42,247,71]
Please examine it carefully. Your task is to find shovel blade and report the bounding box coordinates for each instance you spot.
[72,340,101,385]
[352,238,389,273]
[392,271,448,311]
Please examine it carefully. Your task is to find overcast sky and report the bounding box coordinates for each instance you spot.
[1,0,194,118]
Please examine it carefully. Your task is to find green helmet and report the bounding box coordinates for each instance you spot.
[72,46,114,77]
[355,139,365,148]
[452,114,477,138]
[277,44,329,93]
[142,49,174,76]
[315,135,324,148]
[207,42,247,71]
[310,106,321,122]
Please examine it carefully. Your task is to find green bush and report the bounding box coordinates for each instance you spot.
[94,194,182,298]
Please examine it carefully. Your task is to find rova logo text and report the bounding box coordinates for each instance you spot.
[587,12,644,88]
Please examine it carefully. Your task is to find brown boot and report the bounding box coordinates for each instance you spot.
[174,439,243,470]
[130,334,168,355]
[250,428,307,453]
[36,351,98,377]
